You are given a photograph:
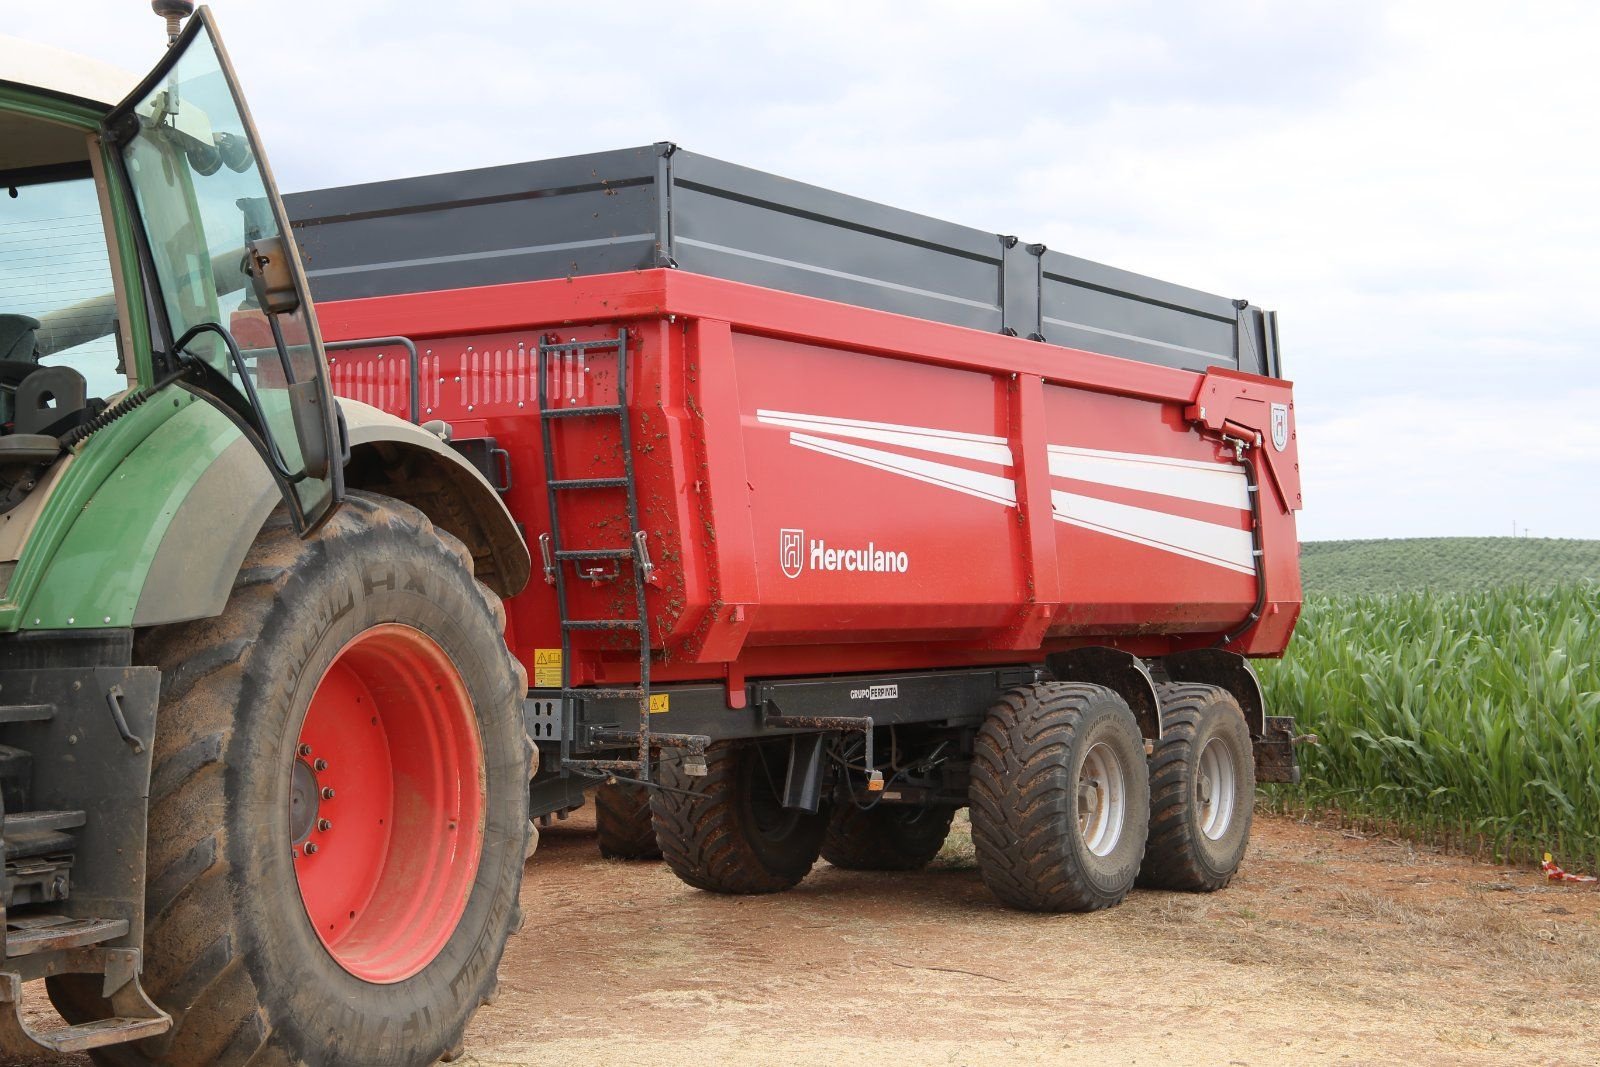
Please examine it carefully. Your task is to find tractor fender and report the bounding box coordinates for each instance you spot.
[1159,648,1267,738]
[339,401,531,598]
[1043,646,1162,741]
[133,401,529,626]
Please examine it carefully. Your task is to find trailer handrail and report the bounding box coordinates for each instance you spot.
[324,335,420,424]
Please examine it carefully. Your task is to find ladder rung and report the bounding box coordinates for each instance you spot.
[563,758,643,773]
[562,687,645,699]
[554,548,633,561]
[549,477,629,490]
[541,405,624,419]
[562,619,643,631]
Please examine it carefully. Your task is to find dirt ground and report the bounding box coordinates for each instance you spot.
[12,807,1600,1066]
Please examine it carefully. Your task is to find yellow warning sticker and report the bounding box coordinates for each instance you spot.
[649,693,670,714]
[534,649,562,689]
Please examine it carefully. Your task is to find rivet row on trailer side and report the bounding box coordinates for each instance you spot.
[287,144,1306,910]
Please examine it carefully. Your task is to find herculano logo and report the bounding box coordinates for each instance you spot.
[779,529,908,578]
[780,529,805,578]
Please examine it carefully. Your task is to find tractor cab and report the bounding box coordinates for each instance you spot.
[0,5,342,533]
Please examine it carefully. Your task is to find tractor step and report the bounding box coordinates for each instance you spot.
[0,949,171,1055]
[3,810,86,834]
[3,810,86,867]
[21,1013,171,1055]
[4,916,127,957]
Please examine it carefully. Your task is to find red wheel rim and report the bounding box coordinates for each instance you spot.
[292,624,485,983]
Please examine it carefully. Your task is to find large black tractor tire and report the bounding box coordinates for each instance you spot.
[1137,683,1256,892]
[595,781,662,860]
[969,681,1150,912]
[650,739,827,894]
[49,492,531,1067]
[822,803,955,871]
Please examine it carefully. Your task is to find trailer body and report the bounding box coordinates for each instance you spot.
[311,269,1302,676]
[289,149,1305,877]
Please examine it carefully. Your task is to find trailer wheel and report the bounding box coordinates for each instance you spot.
[969,682,1149,912]
[650,739,827,894]
[49,493,530,1067]
[822,804,955,871]
[1137,683,1255,892]
[595,781,662,860]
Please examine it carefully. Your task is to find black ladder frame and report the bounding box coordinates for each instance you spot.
[536,329,656,783]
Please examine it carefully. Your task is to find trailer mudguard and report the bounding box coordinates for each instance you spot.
[1043,647,1162,741]
[1161,648,1266,738]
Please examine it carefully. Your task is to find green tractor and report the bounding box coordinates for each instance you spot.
[0,5,533,1063]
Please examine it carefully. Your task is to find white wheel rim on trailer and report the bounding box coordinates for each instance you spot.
[1197,737,1237,840]
[1076,742,1127,857]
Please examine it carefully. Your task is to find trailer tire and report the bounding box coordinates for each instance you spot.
[1137,683,1255,892]
[49,493,531,1067]
[969,682,1149,912]
[650,739,827,894]
[595,781,662,860]
[822,804,954,871]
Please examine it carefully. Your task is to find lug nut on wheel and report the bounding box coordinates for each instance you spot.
[321,787,335,800]
[304,842,318,855]
[318,819,332,832]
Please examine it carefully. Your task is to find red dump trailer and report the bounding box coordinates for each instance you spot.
[285,144,1305,911]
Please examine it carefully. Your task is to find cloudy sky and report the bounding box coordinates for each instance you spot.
[15,1,1599,542]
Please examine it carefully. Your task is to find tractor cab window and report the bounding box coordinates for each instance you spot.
[112,10,339,528]
[0,169,123,435]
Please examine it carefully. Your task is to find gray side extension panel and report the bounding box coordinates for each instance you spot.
[285,143,1282,378]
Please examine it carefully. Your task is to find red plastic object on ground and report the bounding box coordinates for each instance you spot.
[1543,853,1598,883]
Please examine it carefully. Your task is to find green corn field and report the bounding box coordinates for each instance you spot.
[1258,580,1600,873]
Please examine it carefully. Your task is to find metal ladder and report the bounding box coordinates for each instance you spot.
[536,330,657,782]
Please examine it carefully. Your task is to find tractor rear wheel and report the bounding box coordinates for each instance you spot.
[650,739,827,894]
[1137,683,1255,891]
[49,492,531,1066]
[822,804,954,871]
[595,781,661,860]
[969,681,1150,912]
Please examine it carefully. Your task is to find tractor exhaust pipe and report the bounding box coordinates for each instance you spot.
[151,0,194,47]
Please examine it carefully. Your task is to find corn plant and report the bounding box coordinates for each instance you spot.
[1258,582,1600,872]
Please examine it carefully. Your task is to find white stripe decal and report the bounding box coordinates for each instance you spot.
[758,408,1255,576]
[1051,490,1256,575]
[789,433,1017,508]
[758,409,1012,466]
[1047,445,1250,511]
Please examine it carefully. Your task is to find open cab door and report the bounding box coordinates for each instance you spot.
[101,6,342,532]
